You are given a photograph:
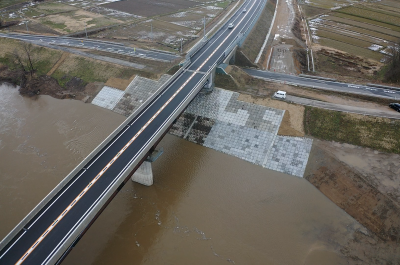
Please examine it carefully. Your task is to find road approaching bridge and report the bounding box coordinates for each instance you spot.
[0,0,264,264]
[244,69,400,100]
[0,33,180,62]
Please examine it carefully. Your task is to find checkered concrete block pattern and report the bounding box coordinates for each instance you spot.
[264,137,313,177]
[91,86,125,110]
[185,88,232,119]
[204,121,276,165]
[91,77,313,178]
[113,74,172,116]
[185,88,284,135]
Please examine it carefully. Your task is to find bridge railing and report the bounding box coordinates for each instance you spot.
[186,36,209,60]
[47,56,214,264]
[0,57,192,253]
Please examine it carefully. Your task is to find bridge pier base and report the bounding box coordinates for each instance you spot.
[131,161,153,186]
[201,66,216,93]
[131,147,163,186]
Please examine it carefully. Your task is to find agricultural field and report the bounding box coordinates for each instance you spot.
[1,0,231,51]
[300,0,400,77]
[92,1,228,50]
[37,9,122,34]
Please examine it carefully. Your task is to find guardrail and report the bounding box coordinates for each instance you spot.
[367,83,400,91]
[186,36,209,60]
[237,0,267,47]
[46,59,194,264]
[299,74,337,82]
[0,0,262,257]
[0,58,191,252]
[252,75,397,100]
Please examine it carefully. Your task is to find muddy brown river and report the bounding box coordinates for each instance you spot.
[0,83,359,264]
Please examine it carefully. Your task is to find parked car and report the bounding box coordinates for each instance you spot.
[274,90,286,99]
[228,23,234,29]
[389,103,400,112]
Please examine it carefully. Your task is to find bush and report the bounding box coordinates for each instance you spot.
[384,41,400,83]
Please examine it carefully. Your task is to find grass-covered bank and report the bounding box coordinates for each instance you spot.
[0,37,161,90]
[240,0,276,63]
[304,106,400,154]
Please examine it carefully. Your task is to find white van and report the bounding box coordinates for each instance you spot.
[274,90,286,99]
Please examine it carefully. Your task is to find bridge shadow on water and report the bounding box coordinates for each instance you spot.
[63,134,208,264]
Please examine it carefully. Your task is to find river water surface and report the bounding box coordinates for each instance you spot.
[0,83,359,264]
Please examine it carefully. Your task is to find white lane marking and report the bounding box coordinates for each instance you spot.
[15,1,260,263]
[189,0,252,68]
[0,232,26,259]
[43,74,208,265]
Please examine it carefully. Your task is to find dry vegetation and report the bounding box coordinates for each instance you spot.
[240,0,276,63]
[301,0,400,81]
[304,107,400,154]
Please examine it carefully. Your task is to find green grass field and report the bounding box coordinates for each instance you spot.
[304,106,400,154]
[51,56,136,88]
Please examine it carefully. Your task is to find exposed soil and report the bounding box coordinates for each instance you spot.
[20,74,87,100]
[238,93,305,137]
[313,45,383,82]
[257,0,308,72]
[0,64,21,84]
[304,139,400,264]
[103,0,196,17]
[104,76,135,91]
[7,20,62,35]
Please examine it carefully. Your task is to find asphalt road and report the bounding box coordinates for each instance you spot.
[0,33,180,62]
[244,68,400,100]
[286,95,400,119]
[0,0,263,264]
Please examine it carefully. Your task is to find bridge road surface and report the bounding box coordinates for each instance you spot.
[244,68,400,100]
[0,33,180,62]
[0,0,264,264]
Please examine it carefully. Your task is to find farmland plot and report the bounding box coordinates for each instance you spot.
[102,0,198,17]
[316,29,377,50]
[318,37,384,61]
[37,9,122,33]
[325,15,400,39]
[333,12,400,34]
[321,20,399,44]
[160,11,213,31]
[337,6,400,27]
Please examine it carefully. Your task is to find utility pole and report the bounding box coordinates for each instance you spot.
[203,17,205,38]
[85,26,88,39]
[25,21,29,32]
[151,23,153,40]
[180,38,183,54]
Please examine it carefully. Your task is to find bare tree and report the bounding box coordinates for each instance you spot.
[12,43,36,78]
[384,42,400,83]
[22,43,35,77]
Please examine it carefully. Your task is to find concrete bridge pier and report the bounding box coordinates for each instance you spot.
[202,66,216,93]
[131,148,163,186]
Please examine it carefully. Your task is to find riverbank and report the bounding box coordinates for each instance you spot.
[0,83,372,264]
[0,37,171,101]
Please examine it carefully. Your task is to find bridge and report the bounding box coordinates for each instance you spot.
[0,0,265,263]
